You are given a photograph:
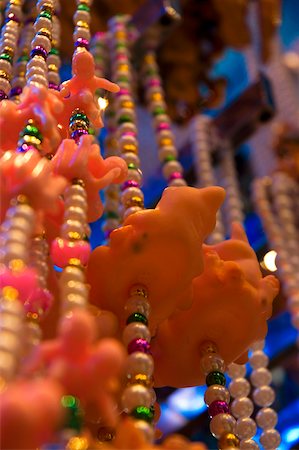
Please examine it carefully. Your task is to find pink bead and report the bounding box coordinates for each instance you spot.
[116,54,126,61]
[149,79,161,87]
[24,288,53,316]
[208,400,229,418]
[169,171,183,180]
[51,238,91,268]
[157,123,170,131]
[0,267,38,302]
[128,338,151,354]
[123,131,136,138]
[117,89,129,96]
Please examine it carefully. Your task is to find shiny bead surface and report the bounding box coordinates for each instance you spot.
[236,417,257,440]
[227,363,247,378]
[229,378,250,398]
[250,368,272,387]
[126,312,148,326]
[256,407,278,429]
[210,413,236,438]
[252,386,275,407]
[200,353,225,375]
[240,439,259,450]
[204,385,230,406]
[122,384,152,412]
[231,397,254,419]
[218,433,240,449]
[208,400,229,418]
[249,351,269,369]
[206,371,226,386]
[126,352,154,377]
[259,429,281,449]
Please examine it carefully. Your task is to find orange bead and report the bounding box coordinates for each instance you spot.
[120,100,134,109]
[159,137,173,147]
[151,92,162,101]
[115,31,126,40]
[122,143,138,154]
[117,64,129,73]
[218,433,240,449]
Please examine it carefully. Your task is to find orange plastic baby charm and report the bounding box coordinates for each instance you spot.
[0,85,63,154]
[24,309,126,427]
[87,186,225,333]
[151,223,279,387]
[58,49,120,137]
[51,134,127,222]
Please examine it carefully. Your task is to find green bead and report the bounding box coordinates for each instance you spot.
[115,42,126,49]
[70,113,89,126]
[117,114,133,125]
[18,55,29,62]
[126,312,148,326]
[127,162,137,170]
[21,124,42,141]
[0,53,12,63]
[116,75,128,83]
[38,10,52,20]
[206,371,226,387]
[88,127,95,135]
[77,3,90,11]
[153,106,165,116]
[130,406,154,423]
[49,47,59,56]
[163,155,176,163]
[146,68,157,77]
[106,210,119,219]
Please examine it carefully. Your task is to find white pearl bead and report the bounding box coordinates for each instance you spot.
[250,368,272,387]
[0,59,12,74]
[158,129,174,141]
[116,108,136,122]
[168,178,187,187]
[259,429,281,449]
[227,363,247,378]
[256,407,278,430]
[61,281,89,298]
[27,74,48,87]
[65,206,86,223]
[65,195,87,211]
[123,206,143,220]
[60,266,85,284]
[134,419,154,442]
[229,378,251,398]
[125,296,150,318]
[236,417,257,440]
[252,386,275,407]
[48,72,60,85]
[158,146,178,162]
[65,184,87,199]
[117,122,137,136]
[200,353,225,375]
[64,293,86,310]
[210,413,236,438]
[122,384,152,412]
[249,351,269,369]
[126,168,142,184]
[162,160,183,179]
[123,323,151,346]
[121,152,140,166]
[204,385,230,406]
[0,330,20,355]
[32,35,51,53]
[34,17,52,31]
[231,397,254,419]
[74,10,91,24]
[4,243,27,264]
[126,352,154,377]
[121,187,143,205]
[61,220,85,239]
[6,229,28,246]
[240,439,259,450]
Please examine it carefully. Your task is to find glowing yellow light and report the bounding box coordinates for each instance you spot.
[98,97,109,111]
[66,436,88,450]
[263,250,278,272]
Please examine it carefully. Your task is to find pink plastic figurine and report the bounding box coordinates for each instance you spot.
[51,134,127,222]
[24,309,126,427]
[57,49,120,137]
[0,378,63,450]
[151,223,279,387]
[87,186,225,333]
[0,84,63,154]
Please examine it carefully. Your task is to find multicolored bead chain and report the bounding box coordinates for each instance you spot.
[108,15,144,221]
[200,342,240,449]
[69,108,90,142]
[142,49,186,187]
[0,0,23,100]
[249,341,281,449]
[17,119,43,153]
[228,363,257,449]
[47,1,61,90]
[73,0,92,52]
[122,285,155,443]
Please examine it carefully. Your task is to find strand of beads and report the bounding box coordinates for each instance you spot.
[200,342,240,450]
[0,195,36,381]
[122,285,155,443]
[17,119,44,154]
[142,49,186,188]
[191,116,225,243]
[73,0,92,52]
[26,0,54,88]
[47,1,61,90]
[227,363,257,450]
[249,341,281,449]
[10,15,35,99]
[108,15,144,220]
[0,0,23,100]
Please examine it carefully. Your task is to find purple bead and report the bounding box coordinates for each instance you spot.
[48,82,59,90]
[168,171,183,180]
[128,338,151,354]
[71,129,89,142]
[0,90,8,101]
[117,88,129,96]
[10,86,22,97]
[75,38,90,50]
[121,180,140,191]
[208,400,229,418]
[149,79,161,87]
[104,229,112,239]
[5,13,20,24]
[17,143,36,153]
[30,46,48,60]
[157,122,170,131]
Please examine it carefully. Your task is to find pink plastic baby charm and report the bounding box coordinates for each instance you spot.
[0,84,63,154]
[0,149,67,225]
[51,134,127,222]
[151,223,279,387]
[87,186,225,333]
[0,378,63,450]
[24,309,126,427]
[57,49,120,137]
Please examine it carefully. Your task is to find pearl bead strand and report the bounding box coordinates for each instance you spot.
[47,1,61,90]
[73,0,92,52]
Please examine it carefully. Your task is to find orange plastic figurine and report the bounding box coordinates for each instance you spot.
[151,223,279,387]
[87,186,225,333]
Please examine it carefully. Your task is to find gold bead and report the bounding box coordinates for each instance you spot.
[0,70,11,81]
[37,28,52,39]
[52,39,58,47]
[8,259,25,272]
[114,31,126,40]
[76,20,89,29]
[69,119,88,132]
[48,64,58,72]
[2,286,19,300]
[72,178,85,187]
[121,143,138,154]
[144,53,155,64]
[10,0,22,5]
[159,137,173,147]
[120,100,134,109]
[68,258,83,268]
[3,46,14,57]
[97,427,115,443]
[22,135,41,146]
[127,373,152,387]
[66,436,89,450]
[117,64,129,72]
[67,231,82,241]
[27,312,39,322]
[126,196,144,208]
[218,433,240,449]
[151,92,162,102]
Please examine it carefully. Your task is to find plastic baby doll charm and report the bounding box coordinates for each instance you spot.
[0,378,63,450]
[58,49,120,137]
[87,186,225,333]
[151,223,279,387]
[0,84,63,154]
[24,309,126,427]
[0,149,67,224]
[51,134,127,222]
